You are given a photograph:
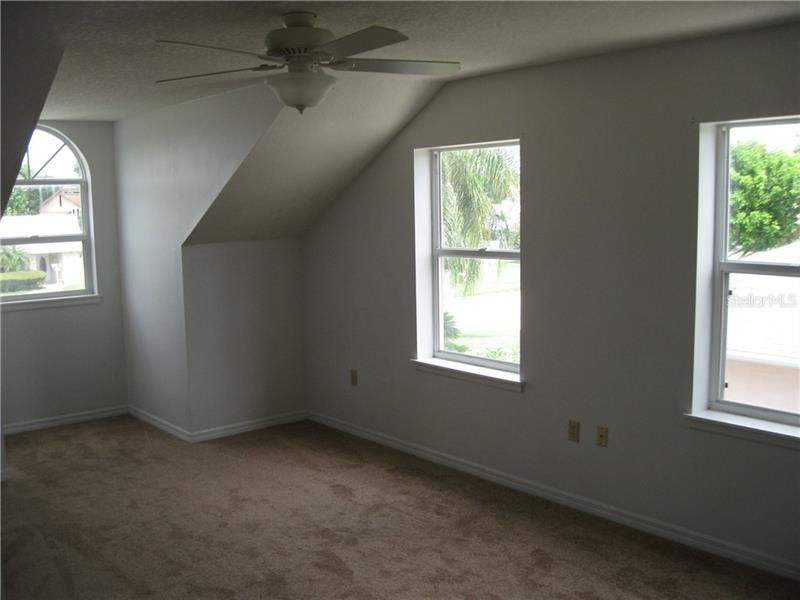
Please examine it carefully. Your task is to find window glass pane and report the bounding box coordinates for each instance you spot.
[17,129,83,180]
[439,257,520,363]
[0,185,83,236]
[724,273,799,414]
[0,242,86,298]
[440,145,520,250]
[727,121,800,264]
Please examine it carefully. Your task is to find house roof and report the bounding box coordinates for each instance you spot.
[0,213,81,239]
[41,189,81,211]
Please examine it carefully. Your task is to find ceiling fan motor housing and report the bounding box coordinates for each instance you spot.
[266,12,334,62]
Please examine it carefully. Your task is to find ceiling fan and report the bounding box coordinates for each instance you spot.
[156,11,460,113]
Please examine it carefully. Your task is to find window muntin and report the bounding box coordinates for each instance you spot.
[18,128,85,181]
[712,118,799,425]
[432,142,520,372]
[1,127,95,302]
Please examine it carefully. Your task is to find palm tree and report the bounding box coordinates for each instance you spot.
[0,247,32,273]
[441,147,519,294]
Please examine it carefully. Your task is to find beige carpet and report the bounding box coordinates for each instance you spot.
[1,416,797,600]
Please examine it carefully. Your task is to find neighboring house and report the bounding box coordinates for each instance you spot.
[726,239,800,413]
[40,188,82,219]
[0,188,84,287]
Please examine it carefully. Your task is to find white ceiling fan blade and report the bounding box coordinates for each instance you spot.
[328,58,460,76]
[156,65,279,84]
[156,39,284,64]
[313,26,408,60]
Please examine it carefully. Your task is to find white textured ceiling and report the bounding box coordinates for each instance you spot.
[22,1,800,121]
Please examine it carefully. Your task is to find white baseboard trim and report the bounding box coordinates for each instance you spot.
[127,406,193,442]
[2,405,129,435]
[190,411,308,442]
[307,411,799,581]
[2,403,307,444]
[128,406,307,443]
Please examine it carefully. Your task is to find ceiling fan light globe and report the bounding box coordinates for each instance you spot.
[267,71,336,113]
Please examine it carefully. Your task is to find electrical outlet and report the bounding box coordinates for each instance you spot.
[350,369,358,387]
[567,420,580,443]
[596,425,609,448]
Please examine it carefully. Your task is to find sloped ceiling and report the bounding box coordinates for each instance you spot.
[187,75,438,242]
[1,4,63,213]
[18,2,800,242]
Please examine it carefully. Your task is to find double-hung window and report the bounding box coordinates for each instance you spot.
[0,126,96,304]
[422,141,521,375]
[708,117,799,426]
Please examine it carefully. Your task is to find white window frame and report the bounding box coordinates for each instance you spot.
[1,125,97,306]
[429,140,521,374]
[708,117,799,427]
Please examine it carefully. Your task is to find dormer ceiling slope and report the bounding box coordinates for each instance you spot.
[186,75,439,243]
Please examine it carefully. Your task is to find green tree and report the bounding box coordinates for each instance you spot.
[729,142,800,255]
[441,148,519,294]
[0,247,31,272]
[6,187,39,216]
[6,165,43,216]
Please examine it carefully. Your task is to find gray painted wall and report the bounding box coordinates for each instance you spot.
[114,84,281,430]
[183,240,304,432]
[304,25,800,568]
[2,121,127,426]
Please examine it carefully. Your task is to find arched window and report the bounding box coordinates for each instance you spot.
[0,126,96,303]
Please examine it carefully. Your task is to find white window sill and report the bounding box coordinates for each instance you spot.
[412,358,524,393]
[1,294,101,312]
[684,410,800,450]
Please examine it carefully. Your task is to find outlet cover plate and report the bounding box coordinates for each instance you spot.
[596,425,609,447]
[568,420,580,443]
